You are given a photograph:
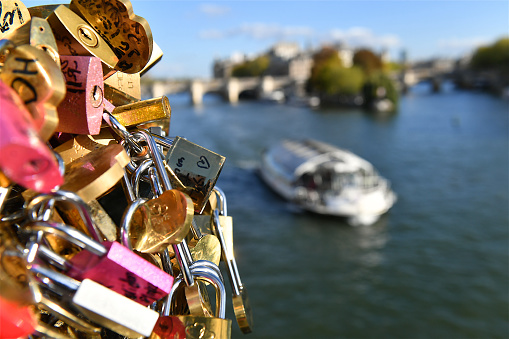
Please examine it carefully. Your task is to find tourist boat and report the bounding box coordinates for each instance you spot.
[259,139,397,225]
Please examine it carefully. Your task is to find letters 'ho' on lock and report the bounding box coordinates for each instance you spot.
[57,55,104,135]
[165,137,226,213]
[0,44,66,141]
[70,0,153,74]
[0,81,63,193]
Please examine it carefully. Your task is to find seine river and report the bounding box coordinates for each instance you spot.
[164,83,508,339]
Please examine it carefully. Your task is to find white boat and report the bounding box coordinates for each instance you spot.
[259,139,397,225]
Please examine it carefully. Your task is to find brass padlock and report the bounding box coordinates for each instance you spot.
[104,71,141,100]
[47,5,118,75]
[0,44,66,141]
[29,17,60,65]
[111,96,170,128]
[140,41,163,76]
[59,143,130,203]
[0,0,31,41]
[165,137,226,213]
[2,15,61,65]
[129,189,194,253]
[158,269,231,339]
[70,0,153,74]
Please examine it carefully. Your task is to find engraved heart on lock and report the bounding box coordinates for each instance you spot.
[196,156,210,170]
[130,189,194,253]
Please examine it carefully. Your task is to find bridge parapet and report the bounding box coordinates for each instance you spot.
[150,76,292,104]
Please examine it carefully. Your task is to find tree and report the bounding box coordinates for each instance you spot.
[470,37,509,70]
[308,46,345,94]
[314,62,364,95]
[353,49,383,75]
[232,55,270,77]
[362,71,399,110]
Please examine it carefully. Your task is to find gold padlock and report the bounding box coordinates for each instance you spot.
[104,83,139,107]
[70,0,153,74]
[29,17,60,65]
[1,15,61,66]
[59,143,130,203]
[104,71,141,101]
[0,0,31,41]
[54,129,117,164]
[47,5,118,75]
[0,44,66,141]
[140,41,163,76]
[111,96,170,128]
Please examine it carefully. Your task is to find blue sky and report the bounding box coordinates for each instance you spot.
[24,1,509,78]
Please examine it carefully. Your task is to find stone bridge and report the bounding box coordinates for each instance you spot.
[397,59,456,91]
[148,76,294,104]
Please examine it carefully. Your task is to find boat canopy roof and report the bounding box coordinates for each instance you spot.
[265,139,375,179]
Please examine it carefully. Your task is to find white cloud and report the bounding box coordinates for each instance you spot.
[438,36,490,50]
[330,27,401,49]
[199,3,231,16]
[200,22,315,40]
[199,23,400,53]
[199,29,226,39]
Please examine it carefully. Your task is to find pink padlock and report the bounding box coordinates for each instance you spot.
[57,56,104,135]
[69,241,173,306]
[27,221,173,306]
[0,81,63,193]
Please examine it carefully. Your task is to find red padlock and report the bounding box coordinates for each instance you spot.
[57,56,104,135]
[0,295,38,339]
[0,81,63,193]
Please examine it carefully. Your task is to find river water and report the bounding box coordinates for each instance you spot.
[163,83,508,339]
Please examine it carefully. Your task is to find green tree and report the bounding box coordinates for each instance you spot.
[309,47,342,87]
[353,49,383,75]
[363,71,399,110]
[314,62,364,95]
[232,55,270,77]
[470,37,509,70]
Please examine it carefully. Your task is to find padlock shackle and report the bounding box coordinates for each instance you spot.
[37,294,102,334]
[30,263,81,292]
[164,267,226,319]
[172,241,194,287]
[120,198,147,251]
[133,131,172,191]
[27,190,103,243]
[213,187,227,216]
[103,112,144,155]
[148,166,164,196]
[191,268,227,319]
[213,210,243,296]
[190,260,223,282]
[24,221,107,257]
[131,159,154,199]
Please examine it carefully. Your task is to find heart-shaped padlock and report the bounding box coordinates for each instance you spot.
[130,189,194,253]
